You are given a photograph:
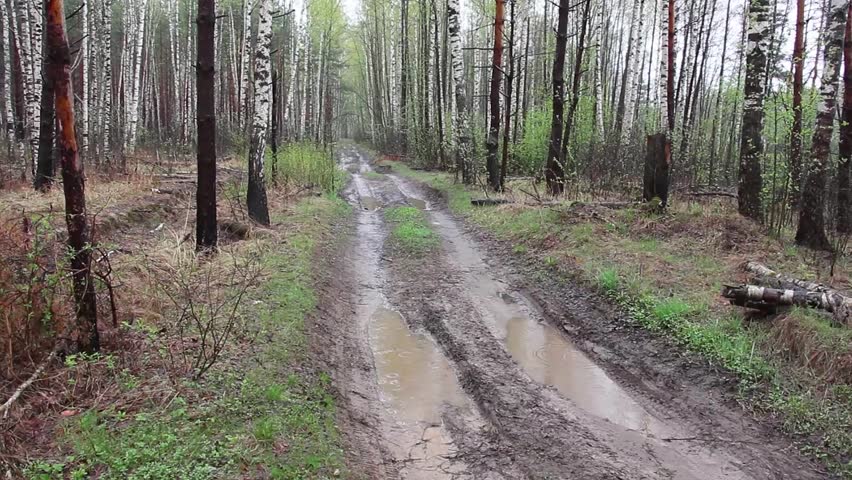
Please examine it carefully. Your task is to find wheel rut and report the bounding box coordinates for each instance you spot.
[334,145,824,479]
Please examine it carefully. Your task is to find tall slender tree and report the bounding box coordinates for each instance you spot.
[485,0,505,191]
[545,0,569,195]
[247,0,271,225]
[196,0,217,251]
[797,0,848,249]
[738,0,772,221]
[448,0,472,183]
[838,2,852,234]
[46,0,99,352]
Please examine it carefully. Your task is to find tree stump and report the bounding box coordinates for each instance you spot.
[643,133,671,206]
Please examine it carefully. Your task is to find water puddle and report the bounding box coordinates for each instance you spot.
[420,196,667,436]
[344,153,468,478]
[370,306,466,476]
[407,197,427,210]
[360,196,381,210]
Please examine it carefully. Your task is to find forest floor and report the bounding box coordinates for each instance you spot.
[325,144,846,479]
[1,159,352,479]
[2,143,849,479]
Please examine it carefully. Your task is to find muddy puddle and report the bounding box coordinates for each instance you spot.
[342,149,470,478]
[399,178,668,437]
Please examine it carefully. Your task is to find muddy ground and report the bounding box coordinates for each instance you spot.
[314,145,829,479]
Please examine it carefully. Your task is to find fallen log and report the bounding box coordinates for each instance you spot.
[683,190,738,199]
[743,261,850,326]
[722,284,841,315]
[471,198,511,206]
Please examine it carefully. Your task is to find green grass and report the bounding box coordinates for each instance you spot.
[268,143,345,193]
[363,171,385,181]
[27,195,351,480]
[384,206,439,254]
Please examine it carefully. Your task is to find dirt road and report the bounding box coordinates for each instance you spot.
[314,145,827,479]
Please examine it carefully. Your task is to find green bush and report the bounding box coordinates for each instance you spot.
[268,143,342,193]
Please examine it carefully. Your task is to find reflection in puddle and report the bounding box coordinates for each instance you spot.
[369,306,466,478]
[407,197,427,210]
[360,196,381,210]
[370,307,466,424]
[503,314,658,433]
[430,207,665,436]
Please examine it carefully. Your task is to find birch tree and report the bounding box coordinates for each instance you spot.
[796,0,848,249]
[246,0,271,225]
[738,0,771,221]
[448,0,473,183]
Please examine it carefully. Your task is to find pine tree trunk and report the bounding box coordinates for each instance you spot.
[34,23,55,192]
[789,0,806,208]
[500,0,515,189]
[796,0,847,250]
[737,0,771,221]
[196,0,217,251]
[46,0,98,353]
[837,2,852,234]
[560,0,591,177]
[247,0,271,226]
[545,0,569,195]
[485,0,504,191]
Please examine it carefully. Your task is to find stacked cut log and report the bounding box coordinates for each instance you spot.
[721,261,851,327]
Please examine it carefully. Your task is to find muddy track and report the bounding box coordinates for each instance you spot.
[327,145,828,479]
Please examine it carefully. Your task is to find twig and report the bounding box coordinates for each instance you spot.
[1,351,57,418]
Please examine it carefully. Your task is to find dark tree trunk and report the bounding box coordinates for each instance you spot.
[46,0,99,353]
[196,0,217,251]
[271,68,279,180]
[796,0,846,250]
[400,0,409,151]
[737,0,771,222]
[35,27,55,192]
[789,0,806,208]
[545,0,569,195]
[643,133,671,206]
[560,0,591,177]
[838,2,852,234]
[485,0,505,191]
[500,0,515,190]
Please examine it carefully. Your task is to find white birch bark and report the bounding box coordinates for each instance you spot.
[659,0,669,131]
[15,0,33,173]
[125,0,147,154]
[102,0,113,159]
[1,0,13,145]
[247,0,271,224]
[81,0,89,159]
[448,0,472,177]
[593,2,605,137]
[27,0,41,170]
[620,0,644,144]
[239,0,252,130]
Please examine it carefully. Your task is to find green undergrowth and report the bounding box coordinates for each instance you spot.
[384,159,851,477]
[27,195,351,480]
[267,143,346,193]
[384,206,438,254]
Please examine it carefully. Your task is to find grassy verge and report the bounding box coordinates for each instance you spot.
[383,160,851,477]
[384,206,439,255]
[24,195,351,480]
